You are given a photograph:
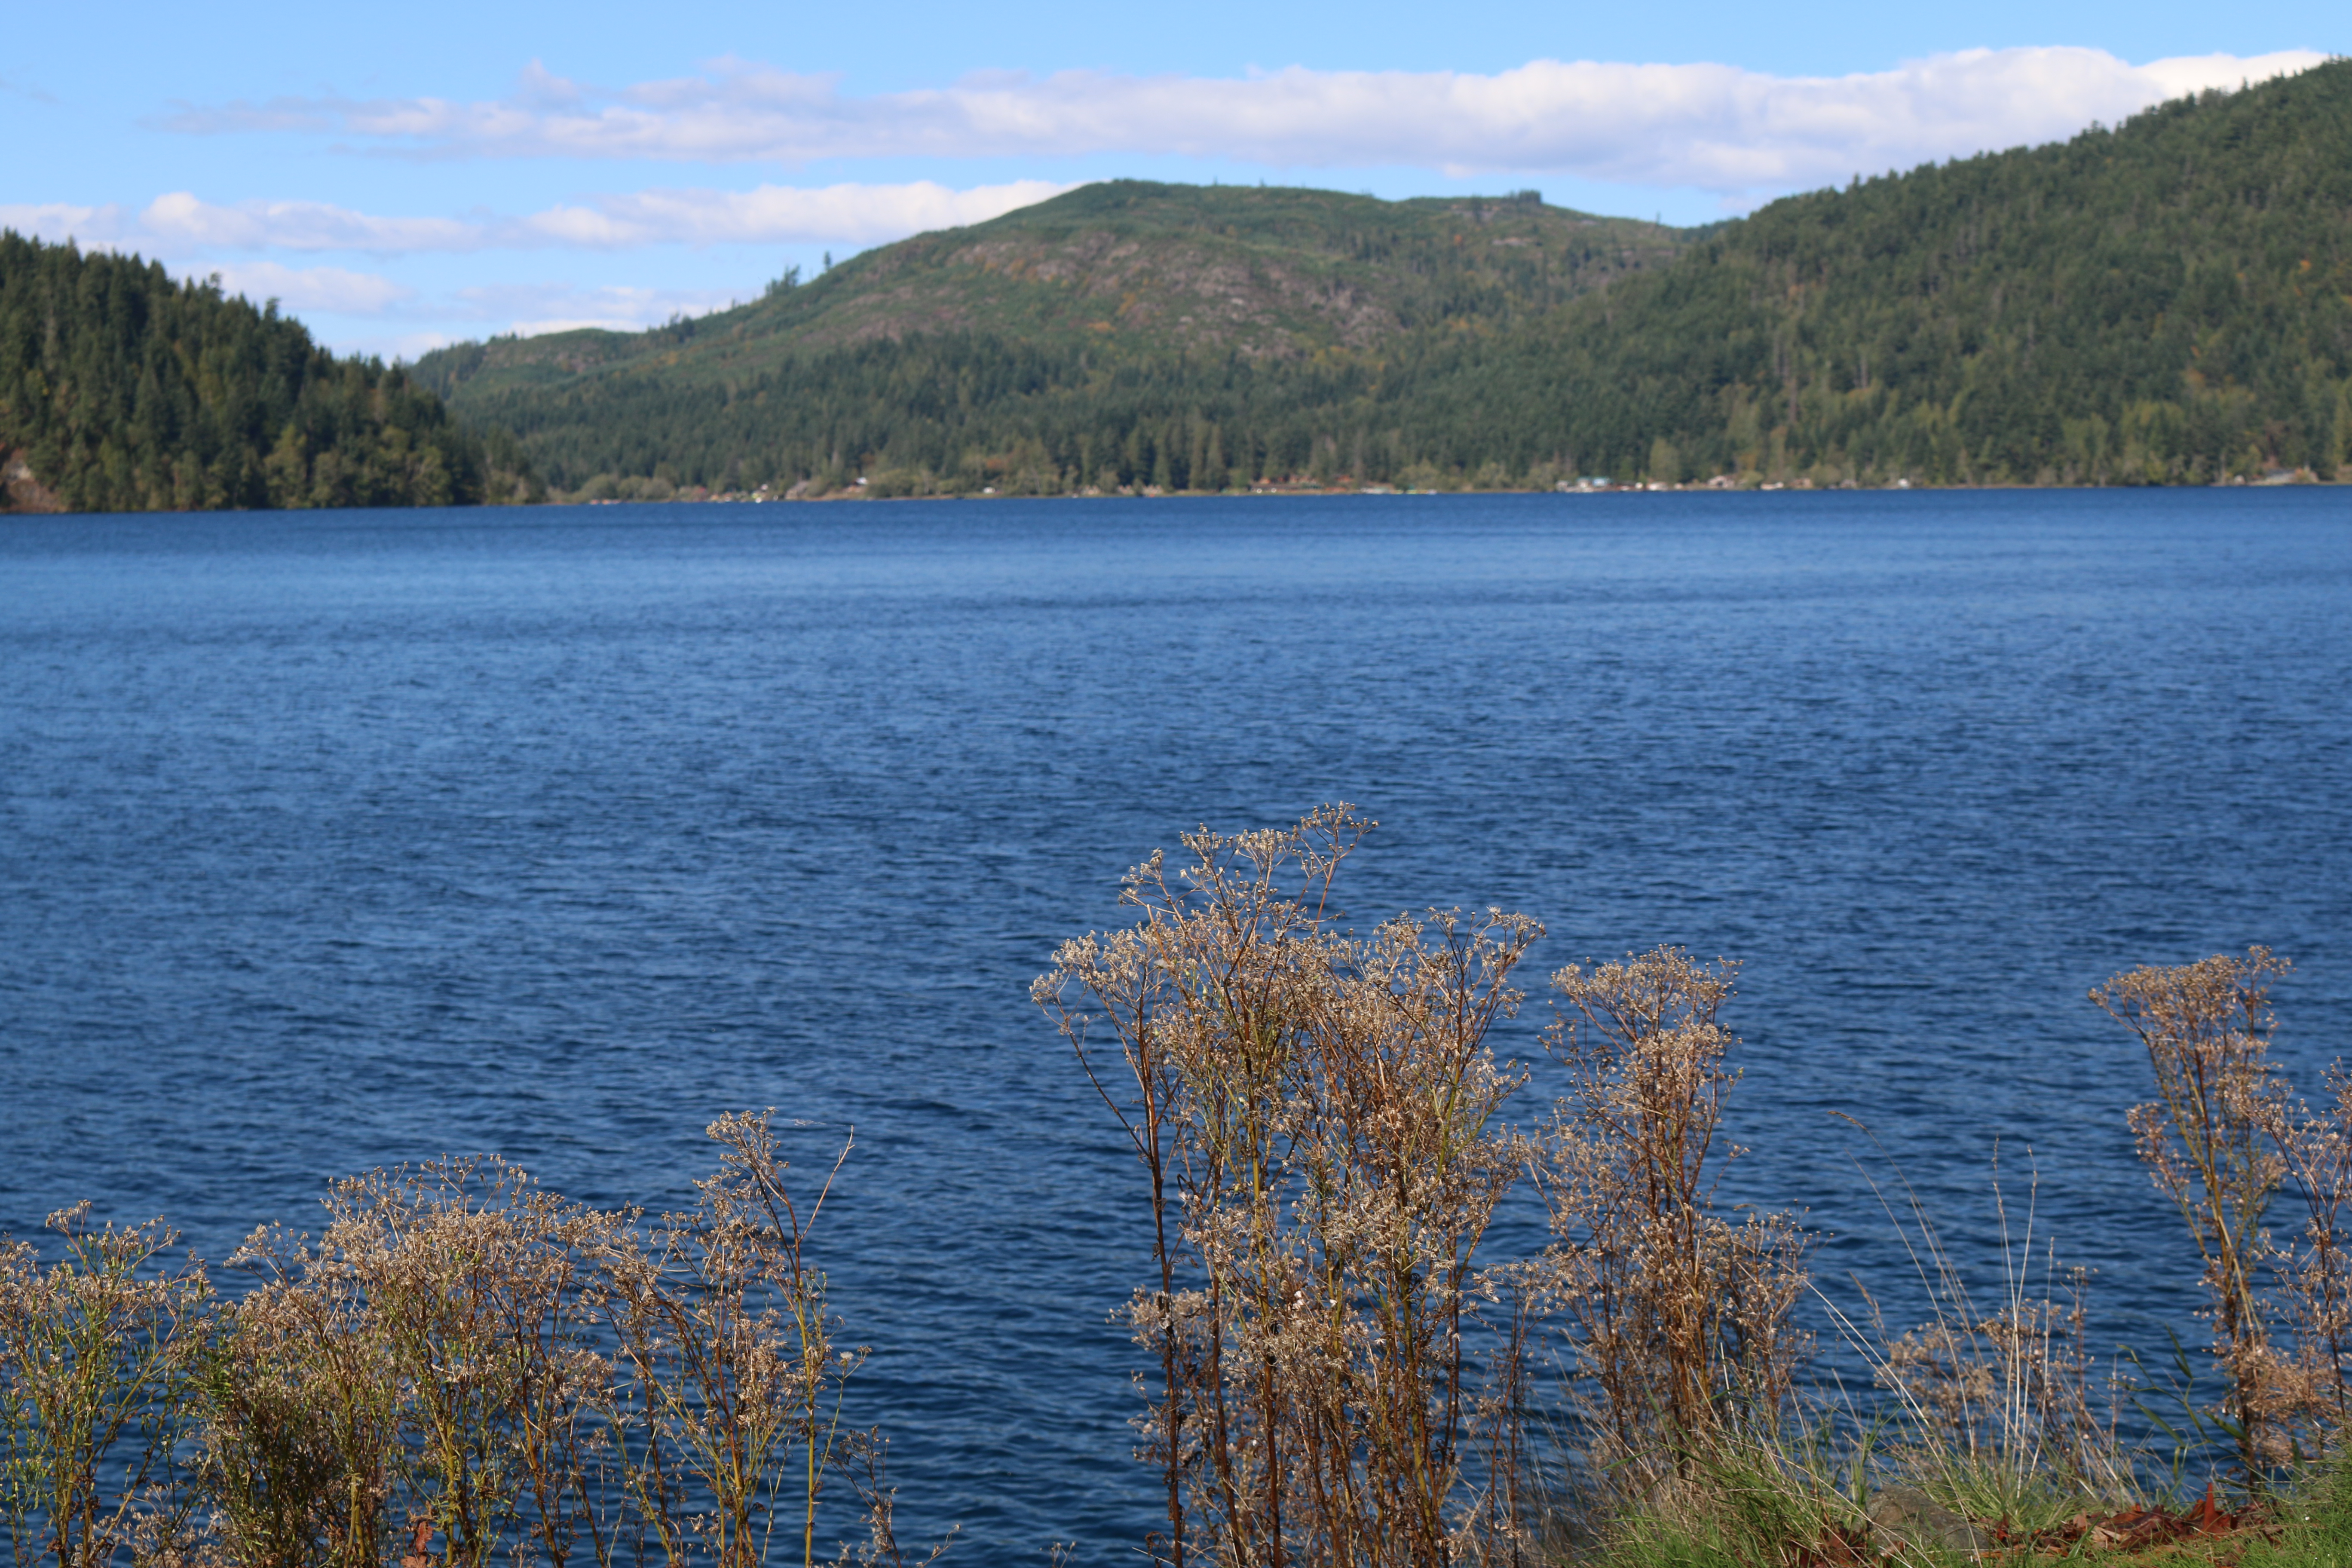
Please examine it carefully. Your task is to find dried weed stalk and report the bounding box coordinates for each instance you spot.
[592,1112,865,1568]
[0,1206,208,1568]
[1531,948,1810,1499]
[1037,806,1542,1568]
[2094,947,2352,1486]
[2094,949,2294,1481]
[309,1157,622,1568]
[201,1220,402,1568]
[2267,1063,2352,1455]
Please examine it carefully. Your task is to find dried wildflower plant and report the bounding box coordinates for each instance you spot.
[2267,1063,2352,1453]
[0,1115,937,1568]
[2096,948,2352,1486]
[1036,805,1544,1568]
[591,1112,878,1568]
[1527,949,1811,1503]
[0,1205,209,1568]
[2095,948,2293,1482]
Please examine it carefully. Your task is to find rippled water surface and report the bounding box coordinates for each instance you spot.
[3,490,2349,1557]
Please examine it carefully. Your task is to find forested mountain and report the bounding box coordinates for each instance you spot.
[1469,58,2352,486]
[0,234,538,513]
[419,59,2352,495]
[411,186,1693,495]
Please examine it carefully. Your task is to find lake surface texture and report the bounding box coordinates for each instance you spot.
[3,489,2348,1559]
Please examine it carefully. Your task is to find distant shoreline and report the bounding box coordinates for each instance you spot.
[567,467,2339,505]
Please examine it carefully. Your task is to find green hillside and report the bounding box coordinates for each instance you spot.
[1464,58,2352,485]
[428,59,2350,496]
[411,185,1692,494]
[0,233,538,514]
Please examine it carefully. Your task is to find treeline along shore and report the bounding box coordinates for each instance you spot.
[5,60,2351,514]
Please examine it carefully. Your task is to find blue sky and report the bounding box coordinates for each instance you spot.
[4,0,2338,357]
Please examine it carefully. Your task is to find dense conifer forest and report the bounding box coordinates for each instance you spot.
[0,235,538,513]
[415,58,2352,496]
[1480,58,2352,486]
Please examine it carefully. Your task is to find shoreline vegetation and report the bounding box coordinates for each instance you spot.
[549,467,2339,506]
[7,808,2352,1565]
[1,1115,944,1568]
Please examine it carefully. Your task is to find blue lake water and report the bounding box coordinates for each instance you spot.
[2,489,2348,1558]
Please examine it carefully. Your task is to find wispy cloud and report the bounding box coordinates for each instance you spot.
[141,192,479,251]
[0,218,418,316]
[0,202,127,244]
[508,179,1069,247]
[5,180,1067,258]
[207,260,416,314]
[0,208,742,332]
[449,280,744,335]
[161,47,2326,196]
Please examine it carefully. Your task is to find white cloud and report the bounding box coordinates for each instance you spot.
[0,202,135,246]
[208,260,414,314]
[142,191,477,251]
[12,181,1068,259]
[449,280,742,335]
[518,178,1072,246]
[161,47,2328,196]
[0,209,410,315]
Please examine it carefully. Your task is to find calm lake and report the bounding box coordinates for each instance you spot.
[3,489,2348,1557]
